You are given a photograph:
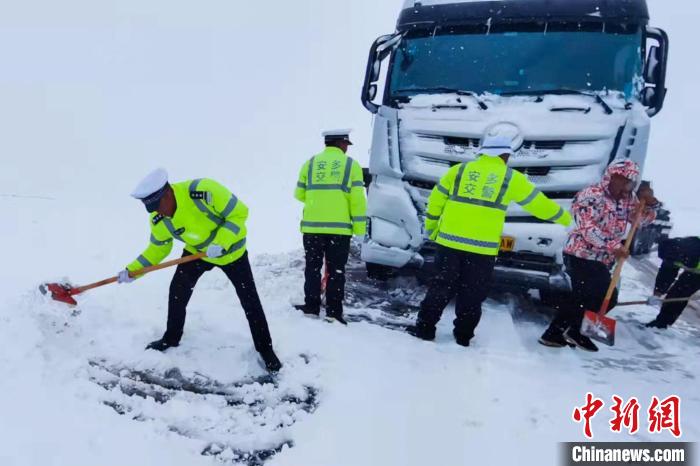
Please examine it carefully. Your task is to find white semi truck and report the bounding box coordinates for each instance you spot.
[360,0,669,292]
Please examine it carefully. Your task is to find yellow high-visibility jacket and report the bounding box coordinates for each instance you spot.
[295,146,367,236]
[126,178,248,273]
[426,155,572,256]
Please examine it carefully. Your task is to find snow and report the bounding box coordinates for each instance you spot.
[1,0,699,465]
[2,237,699,465]
[402,0,501,8]
[405,91,628,114]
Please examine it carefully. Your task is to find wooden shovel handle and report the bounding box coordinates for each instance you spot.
[616,297,699,307]
[74,252,207,294]
[598,202,646,315]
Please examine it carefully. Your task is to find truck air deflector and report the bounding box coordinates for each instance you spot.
[397,0,650,31]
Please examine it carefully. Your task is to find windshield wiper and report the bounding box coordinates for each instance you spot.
[394,87,488,110]
[499,88,613,115]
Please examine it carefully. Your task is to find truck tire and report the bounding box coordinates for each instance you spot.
[539,289,571,312]
[366,262,393,281]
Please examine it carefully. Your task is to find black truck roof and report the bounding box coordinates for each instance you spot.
[397,0,650,31]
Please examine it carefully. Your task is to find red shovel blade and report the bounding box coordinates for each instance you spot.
[39,283,79,306]
[581,310,616,347]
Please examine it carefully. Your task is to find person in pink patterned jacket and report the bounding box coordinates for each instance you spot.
[539,159,659,352]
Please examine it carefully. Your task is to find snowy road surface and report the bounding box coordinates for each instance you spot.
[1,247,697,466]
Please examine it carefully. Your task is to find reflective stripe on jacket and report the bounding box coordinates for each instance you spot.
[127,178,248,273]
[295,146,367,236]
[676,237,700,274]
[425,155,572,256]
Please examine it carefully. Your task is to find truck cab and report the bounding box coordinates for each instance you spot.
[360,0,669,291]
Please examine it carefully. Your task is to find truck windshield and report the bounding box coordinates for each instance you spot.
[389,25,643,101]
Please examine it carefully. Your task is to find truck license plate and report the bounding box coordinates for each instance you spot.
[500,236,515,252]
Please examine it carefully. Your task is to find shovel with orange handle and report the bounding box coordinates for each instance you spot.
[580,202,646,346]
[616,297,700,307]
[40,252,207,306]
[320,258,331,304]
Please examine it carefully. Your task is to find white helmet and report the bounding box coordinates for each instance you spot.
[480,122,524,156]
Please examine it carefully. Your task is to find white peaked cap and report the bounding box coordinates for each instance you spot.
[479,135,515,157]
[131,168,169,199]
[322,128,353,138]
[481,122,524,156]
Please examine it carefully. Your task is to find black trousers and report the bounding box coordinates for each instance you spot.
[303,234,351,316]
[416,245,495,341]
[655,237,700,294]
[550,254,619,332]
[163,251,273,353]
[652,271,700,327]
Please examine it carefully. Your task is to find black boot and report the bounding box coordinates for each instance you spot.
[259,348,282,373]
[407,324,436,342]
[453,329,474,347]
[454,335,471,347]
[646,320,669,329]
[564,328,599,352]
[325,313,348,326]
[539,326,572,348]
[294,304,320,316]
[146,338,179,352]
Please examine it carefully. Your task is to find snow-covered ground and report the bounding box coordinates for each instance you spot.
[2,228,699,465]
[1,0,699,465]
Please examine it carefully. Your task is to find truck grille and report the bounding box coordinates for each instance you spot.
[443,136,480,147]
[522,140,566,150]
[407,167,574,188]
[435,135,567,151]
[514,167,551,176]
[505,216,553,224]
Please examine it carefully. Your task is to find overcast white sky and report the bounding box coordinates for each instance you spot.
[0,0,696,252]
[643,0,699,229]
[0,0,402,176]
[0,0,403,252]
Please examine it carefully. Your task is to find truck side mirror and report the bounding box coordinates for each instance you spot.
[369,61,381,83]
[643,45,661,83]
[362,33,403,114]
[643,27,669,117]
[367,84,378,102]
[640,87,657,108]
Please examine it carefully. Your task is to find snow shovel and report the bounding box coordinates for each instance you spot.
[321,258,330,297]
[40,252,207,306]
[580,202,645,346]
[615,297,700,307]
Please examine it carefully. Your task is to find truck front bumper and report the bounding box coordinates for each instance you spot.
[361,239,423,268]
[492,265,570,292]
[362,239,571,292]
